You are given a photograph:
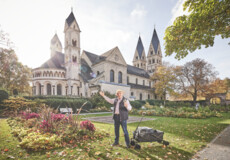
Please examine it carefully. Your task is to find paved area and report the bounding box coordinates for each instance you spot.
[192,125,230,160]
[83,116,156,124]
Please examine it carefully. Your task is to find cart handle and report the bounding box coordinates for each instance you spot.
[135,112,146,132]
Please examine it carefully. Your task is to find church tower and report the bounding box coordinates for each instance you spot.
[132,36,146,70]
[50,33,62,57]
[64,10,81,95]
[146,28,162,75]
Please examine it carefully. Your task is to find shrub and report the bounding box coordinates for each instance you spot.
[0,90,9,104]
[90,91,116,109]
[80,120,96,132]
[22,112,40,120]
[130,101,142,109]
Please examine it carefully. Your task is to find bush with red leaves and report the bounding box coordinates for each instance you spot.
[80,120,96,132]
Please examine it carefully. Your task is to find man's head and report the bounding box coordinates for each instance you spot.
[116,89,124,99]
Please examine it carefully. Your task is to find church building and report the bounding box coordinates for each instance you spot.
[32,11,163,100]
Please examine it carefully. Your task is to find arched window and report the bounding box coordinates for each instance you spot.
[151,51,153,55]
[118,71,122,83]
[57,84,62,95]
[110,70,114,82]
[47,83,51,95]
[140,93,142,100]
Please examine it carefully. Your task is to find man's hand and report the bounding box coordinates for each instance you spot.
[124,99,128,108]
[99,91,104,97]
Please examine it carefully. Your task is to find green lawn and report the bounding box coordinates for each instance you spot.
[0,113,230,160]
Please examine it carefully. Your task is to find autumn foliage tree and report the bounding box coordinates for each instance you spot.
[203,78,230,98]
[151,63,180,106]
[164,0,230,60]
[0,48,31,95]
[176,58,218,105]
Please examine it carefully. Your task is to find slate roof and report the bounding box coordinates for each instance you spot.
[79,59,94,82]
[136,36,144,58]
[128,83,153,90]
[40,52,65,69]
[151,29,160,54]
[127,65,150,78]
[66,12,76,26]
[84,50,106,65]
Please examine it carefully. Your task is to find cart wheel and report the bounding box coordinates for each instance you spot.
[157,140,162,143]
[130,140,135,146]
[163,141,169,146]
[135,144,141,150]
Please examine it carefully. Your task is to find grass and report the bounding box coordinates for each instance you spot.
[0,113,230,160]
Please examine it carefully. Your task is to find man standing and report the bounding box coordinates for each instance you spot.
[99,89,132,148]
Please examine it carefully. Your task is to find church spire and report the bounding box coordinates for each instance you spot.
[133,35,146,70]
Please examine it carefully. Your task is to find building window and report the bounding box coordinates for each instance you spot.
[127,76,129,83]
[137,64,139,67]
[140,93,142,100]
[57,84,62,95]
[152,59,155,63]
[148,94,150,99]
[131,92,134,96]
[149,81,151,87]
[110,70,114,82]
[136,56,138,60]
[47,83,51,95]
[151,51,153,55]
[72,39,77,47]
[149,60,151,64]
[97,71,100,75]
[136,78,138,84]
[118,71,122,83]
[143,80,145,86]
[155,95,157,99]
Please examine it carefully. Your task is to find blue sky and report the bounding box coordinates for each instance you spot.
[0,0,229,79]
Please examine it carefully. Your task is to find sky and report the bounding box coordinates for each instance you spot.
[0,0,229,79]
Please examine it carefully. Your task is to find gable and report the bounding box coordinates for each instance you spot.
[103,47,127,66]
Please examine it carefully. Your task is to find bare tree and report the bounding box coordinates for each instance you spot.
[176,58,218,105]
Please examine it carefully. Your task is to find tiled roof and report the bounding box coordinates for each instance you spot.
[128,83,153,90]
[127,65,150,78]
[136,36,144,58]
[40,52,65,69]
[151,29,160,54]
[84,50,106,65]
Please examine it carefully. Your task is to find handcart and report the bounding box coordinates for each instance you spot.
[130,114,170,149]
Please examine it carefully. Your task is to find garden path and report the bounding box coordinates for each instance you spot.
[192,125,230,160]
[83,115,156,124]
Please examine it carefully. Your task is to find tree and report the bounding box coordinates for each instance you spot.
[0,48,31,95]
[164,0,230,60]
[0,25,14,49]
[176,58,218,105]
[151,63,180,106]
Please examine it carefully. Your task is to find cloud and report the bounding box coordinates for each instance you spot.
[169,0,188,24]
[130,4,147,19]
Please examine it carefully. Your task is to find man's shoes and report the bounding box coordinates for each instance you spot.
[111,143,119,147]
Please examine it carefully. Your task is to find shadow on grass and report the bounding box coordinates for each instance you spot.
[119,144,193,160]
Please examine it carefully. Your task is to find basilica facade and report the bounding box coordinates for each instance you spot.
[32,11,162,100]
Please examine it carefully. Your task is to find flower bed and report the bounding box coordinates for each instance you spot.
[6,106,109,151]
[129,103,223,119]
